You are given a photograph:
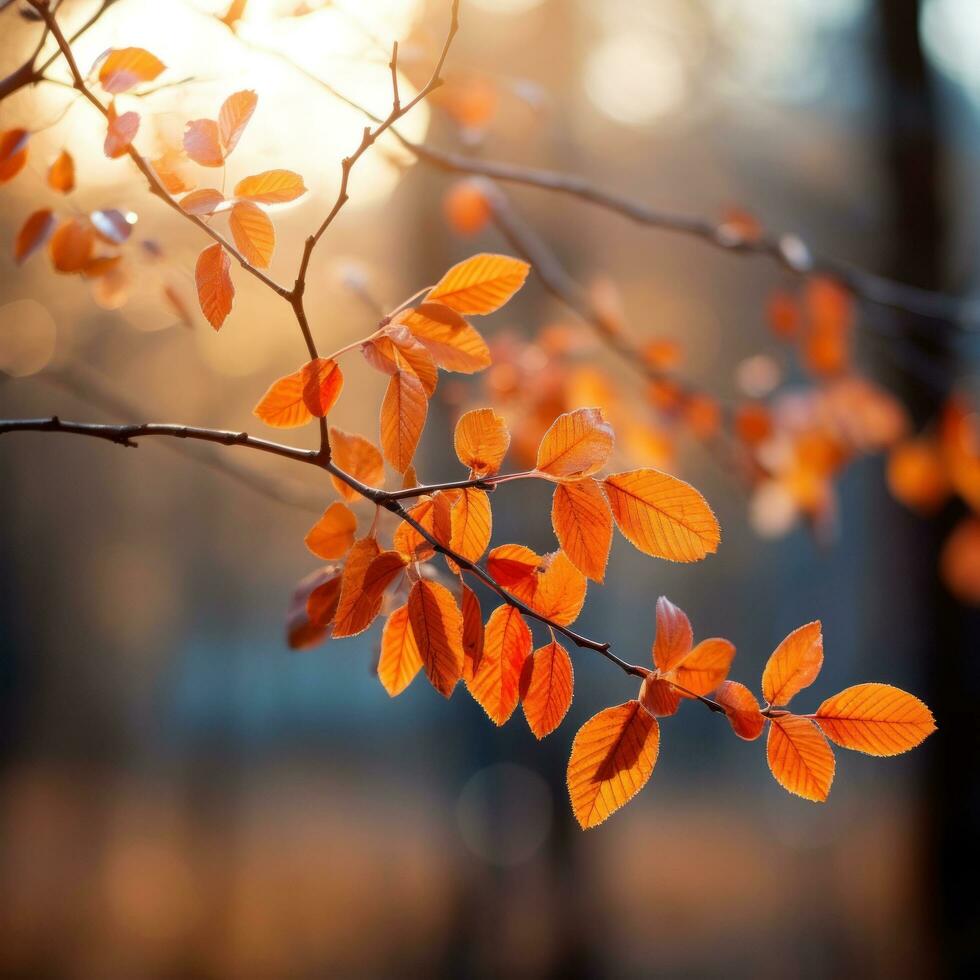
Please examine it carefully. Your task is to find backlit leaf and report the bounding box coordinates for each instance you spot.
[536,408,614,481]
[767,714,835,802]
[426,253,529,315]
[762,621,823,707]
[104,103,139,159]
[396,302,490,373]
[378,605,423,697]
[487,543,541,590]
[652,596,693,674]
[180,188,225,215]
[380,369,427,473]
[454,407,510,475]
[328,428,384,502]
[461,584,485,682]
[234,168,306,204]
[48,218,94,273]
[520,640,573,738]
[14,209,55,264]
[0,129,29,183]
[253,358,343,428]
[815,683,936,756]
[603,468,720,562]
[567,700,660,829]
[672,638,736,697]
[304,501,357,560]
[47,150,74,193]
[639,675,681,718]
[183,118,224,167]
[713,680,765,740]
[551,478,613,582]
[218,90,257,155]
[229,201,275,267]
[98,47,165,94]
[195,243,234,330]
[331,538,383,638]
[408,579,464,698]
[287,567,338,650]
[449,487,492,564]
[468,604,531,725]
[529,552,587,626]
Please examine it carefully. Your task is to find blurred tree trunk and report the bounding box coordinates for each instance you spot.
[873,2,980,975]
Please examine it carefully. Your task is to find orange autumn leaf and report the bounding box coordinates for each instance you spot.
[449,487,492,566]
[566,700,660,829]
[49,218,94,273]
[713,681,765,741]
[333,547,405,639]
[183,118,224,167]
[407,579,465,698]
[767,714,835,802]
[104,103,139,158]
[941,516,980,604]
[639,675,681,718]
[286,567,339,650]
[487,543,542,589]
[443,179,491,236]
[468,604,531,725]
[253,358,343,428]
[461,585,484,679]
[14,209,55,264]
[98,47,165,94]
[396,303,491,373]
[304,501,357,560]
[330,537,380,637]
[454,408,510,475]
[306,573,342,630]
[47,150,75,193]
[229,201,275,267]
[0,128,29,183]
[530,552,587,626]
[887,437,950,514]
[218,90,257,155]
[180,188,225,215]
[380,369,427,473]
[536,408,614,482]
[195,243,234,330]
[328,428,384,501]
[551,478,613,582]
[234,169,306,204]
[672,638,736,697]
[815,683,936,756]
[426,253,529,315]
[520,640,573,738]
[652,596,693,673]
[603,469,720,562]
[378,605,423,697]
[761,621,823,707]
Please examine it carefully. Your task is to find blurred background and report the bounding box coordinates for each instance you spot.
[1,0,979,976]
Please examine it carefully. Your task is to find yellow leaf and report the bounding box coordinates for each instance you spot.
[234,168,306,204]
[767,714,835,802]
[603,468,720,562]
[454,408,510,475]
[378,605,423,697]
[551,478,613,582]
[426,252,530,315]
[408,580,464,698]
[520,640,573,739]
[468,604,531,725]
[536,408,614,481]
[761,621,823,707]
[304,501,357,560]
[229,201,275,267]
[567,700,660,829]
[815,683,936,756]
